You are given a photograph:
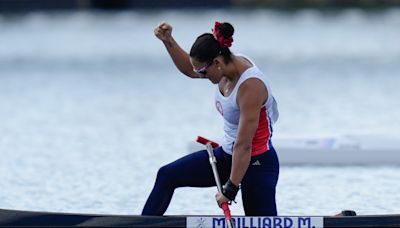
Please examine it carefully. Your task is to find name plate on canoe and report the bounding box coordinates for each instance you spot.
[186,216,324,228]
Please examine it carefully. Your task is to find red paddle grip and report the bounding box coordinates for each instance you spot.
[196,136,219,148]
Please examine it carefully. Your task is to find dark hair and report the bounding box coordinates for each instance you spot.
[189,22,234,64]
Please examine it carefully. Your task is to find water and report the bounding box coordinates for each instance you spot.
[0,9,399,216]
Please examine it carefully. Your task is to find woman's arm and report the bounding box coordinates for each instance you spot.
[215,78,268,207]
[229,78,268,186]
[154,22,200,78]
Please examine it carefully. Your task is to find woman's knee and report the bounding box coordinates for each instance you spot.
[156,164,175,186]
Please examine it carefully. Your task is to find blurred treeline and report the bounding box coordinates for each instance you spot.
[0,0,399,12]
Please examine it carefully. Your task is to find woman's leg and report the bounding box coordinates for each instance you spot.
[241,147,280,216]
[141,147,230,215]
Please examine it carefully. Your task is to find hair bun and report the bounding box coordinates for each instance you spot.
[213,21,234,48]
[219,22,234,39]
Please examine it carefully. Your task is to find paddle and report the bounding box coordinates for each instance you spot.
[196,136,235,228]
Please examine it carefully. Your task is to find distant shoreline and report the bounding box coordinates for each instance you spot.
[1,0,400,13]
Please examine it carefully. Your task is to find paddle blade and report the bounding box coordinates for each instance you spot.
[196,136,219,148]
[221,203,232,220]
[221,203,235,228]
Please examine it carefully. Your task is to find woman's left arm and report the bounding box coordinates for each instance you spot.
[230,78,268,186]
[215,78,268,207]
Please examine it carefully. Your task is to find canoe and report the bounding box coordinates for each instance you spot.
[1,208,399,227]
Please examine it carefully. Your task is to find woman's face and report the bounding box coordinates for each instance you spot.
[190,58,222,84]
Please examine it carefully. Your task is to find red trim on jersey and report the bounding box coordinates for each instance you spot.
[251,106,271,156]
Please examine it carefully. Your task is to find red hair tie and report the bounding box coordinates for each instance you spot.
[212,21,233,48]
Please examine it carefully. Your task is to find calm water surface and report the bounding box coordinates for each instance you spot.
[0,9,399,215]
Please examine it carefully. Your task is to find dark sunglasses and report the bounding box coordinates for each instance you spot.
[193,61,213,75]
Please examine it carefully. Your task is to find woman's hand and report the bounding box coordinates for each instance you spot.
[215,192,230,208]
[154,21,173,42]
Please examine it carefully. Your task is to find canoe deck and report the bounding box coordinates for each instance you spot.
[1,208,400,227]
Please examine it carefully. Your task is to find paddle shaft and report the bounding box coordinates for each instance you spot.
[197,137,234,228]
[205,143,223,193]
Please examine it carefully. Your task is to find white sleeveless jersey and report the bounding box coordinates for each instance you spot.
[215,55,279,155]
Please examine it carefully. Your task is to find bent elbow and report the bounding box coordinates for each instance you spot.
[234,143,252,155]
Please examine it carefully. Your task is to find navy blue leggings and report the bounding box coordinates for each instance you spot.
[141,146,279,216]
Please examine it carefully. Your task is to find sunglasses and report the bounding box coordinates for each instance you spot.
[193,61,213,75]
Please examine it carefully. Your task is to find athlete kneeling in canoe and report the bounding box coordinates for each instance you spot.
[142,21,280,216]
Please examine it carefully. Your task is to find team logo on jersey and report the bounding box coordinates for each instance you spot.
[216,101,223,116]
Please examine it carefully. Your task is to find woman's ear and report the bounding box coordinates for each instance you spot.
[214,57,222,66]
[214,57,223,71]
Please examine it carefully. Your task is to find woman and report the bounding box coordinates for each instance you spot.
[142,21,279,216]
